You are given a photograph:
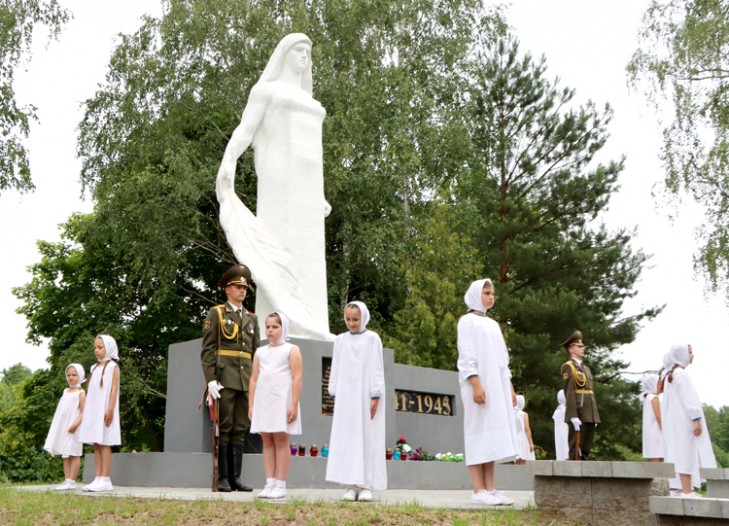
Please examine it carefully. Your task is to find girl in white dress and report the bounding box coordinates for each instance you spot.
[326,301,386,502]
[514,395,535,462]
[457,279,519,506]
[78,334,121,492]
[640,373,664,462]
[662,343,717,497]
[249,312,302,499]
[552,390,569,460]
[44,363,86,490]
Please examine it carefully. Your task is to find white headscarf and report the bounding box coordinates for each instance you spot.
[97,334,119,362]
[269,311,289,345]
[641,373,659,399]
[65,363,85,388]
[516,394,526,411]
[257,33,313,94]
[557,389,566,406]
[669,343,691,368]
[345,301,370,334]
[464,278,493,312]
[659,350,673,381]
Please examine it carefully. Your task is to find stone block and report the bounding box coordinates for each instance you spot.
[533,476,591,510]
[721,499,729,519]
[591,479,651,512]
[591,506,656,526]
[611,461,673,479]
[700,468,729,480]
[553,461,582,477]
[683,497,723,518]
[649,495,684,515]
[582,461,612,478]
[529,460,553,476]
[650,477,669,496]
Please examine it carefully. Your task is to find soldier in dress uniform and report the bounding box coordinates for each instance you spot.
[201,264,260,491]
[561,330,600,460]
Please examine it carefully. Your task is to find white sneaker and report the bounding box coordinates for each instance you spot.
[88,479,113,492]
[53,480,75,491]
[669,488,682,497]
[268,486,286,499]
[358,488,373,502]
[257,485,274,499]
[82,478,101,492]
[471,490,501,505]
[684,491,703,499]
[341,487,358,501]
[490,489,514,505]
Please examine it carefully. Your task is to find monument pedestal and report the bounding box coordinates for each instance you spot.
[85,336,534,489]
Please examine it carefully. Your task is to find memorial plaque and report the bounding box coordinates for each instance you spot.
[321,356,334,415]
[394,389,455,416]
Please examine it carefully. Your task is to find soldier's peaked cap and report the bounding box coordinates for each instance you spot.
[561,330,583,350]
[218,264,254,291]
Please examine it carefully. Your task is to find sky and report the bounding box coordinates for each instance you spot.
[1,1,728,408]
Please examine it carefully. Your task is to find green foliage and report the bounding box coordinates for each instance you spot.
[0,369,61,481]
[0,0,70,193]
[0,363,32,385]
[704,404,729,467]
[628,0,729,300]
[383,201,483,369]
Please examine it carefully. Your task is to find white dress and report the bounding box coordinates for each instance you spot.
[78,361,121,446]
[457,313,518,465]
[552,403,569,461]
[44,389,83,457]
[515,409,535,461]
[325,330,387,490]
[641,393,665,459]
[250,342,301,435]
[662,368,716,489]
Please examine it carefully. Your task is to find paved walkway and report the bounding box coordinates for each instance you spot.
[16,485,535,510]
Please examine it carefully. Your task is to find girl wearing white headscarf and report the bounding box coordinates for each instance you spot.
[78,334,121,492]
[514,395,536,462]
[457,279,519,506]
[249,312,302,499]
[44,363,86,490]
[662,344,717,496]
[552,390,569,460]
[640,374,664,461]
[326,301,386,502]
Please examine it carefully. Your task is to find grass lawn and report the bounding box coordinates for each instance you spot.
[0,486,581,526]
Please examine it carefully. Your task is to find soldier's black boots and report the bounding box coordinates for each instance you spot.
[229,443,252,491]
[217,443,232,492]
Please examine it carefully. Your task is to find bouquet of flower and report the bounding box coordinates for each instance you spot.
[395,436,412,454]
[435,452,465,462]
[409,446,436,461]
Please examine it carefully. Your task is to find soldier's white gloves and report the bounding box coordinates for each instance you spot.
[208,380,224,400]
[571,417,581,431]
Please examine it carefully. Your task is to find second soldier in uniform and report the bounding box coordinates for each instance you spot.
[561,330,600,460]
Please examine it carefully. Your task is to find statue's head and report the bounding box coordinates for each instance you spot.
[258,33,313,94]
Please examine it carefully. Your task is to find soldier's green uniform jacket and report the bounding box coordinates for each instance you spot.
[561,359,601,424]
[201,302,260,391]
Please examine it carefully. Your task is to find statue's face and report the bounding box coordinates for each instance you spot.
[285,42,310,73]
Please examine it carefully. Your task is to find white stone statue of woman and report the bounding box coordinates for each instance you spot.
[216,33,333,340]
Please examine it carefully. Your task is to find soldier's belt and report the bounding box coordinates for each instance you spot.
[217,350,252,360]
[575,389,593,394]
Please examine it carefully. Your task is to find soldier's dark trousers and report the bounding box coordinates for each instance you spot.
[568,422,596,460]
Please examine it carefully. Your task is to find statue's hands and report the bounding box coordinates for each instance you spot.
[208,380,224,400]
[570,417,581,431]
[324,200,332,217]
